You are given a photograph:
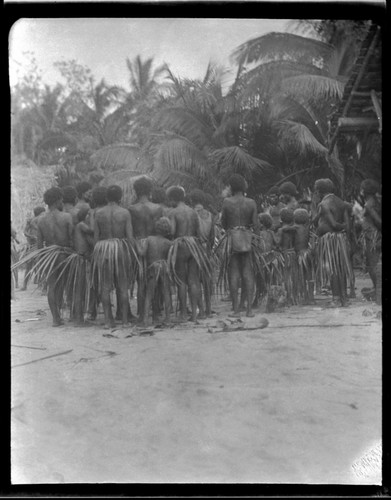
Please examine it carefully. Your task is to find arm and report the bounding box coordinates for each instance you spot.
[125,211,134,246]
[67,215,74,248]
[251,201,260,235]
[37,224,44,249]
[135,238,148,257]
[79,222,94,246]
[168,212,176,237]
[220,202,228,230]
[94,215,100,245]
[366,201,382,230]
[323,205,345,232]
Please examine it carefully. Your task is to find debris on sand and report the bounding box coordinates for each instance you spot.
[362,309,373,317]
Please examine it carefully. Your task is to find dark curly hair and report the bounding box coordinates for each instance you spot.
[106,185,123,203]
[43,187,63,206]
[166,186,185,203]
[133,176,153,197]
[280,208,294,224]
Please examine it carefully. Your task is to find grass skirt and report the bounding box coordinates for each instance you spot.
[282,248,299,304]
[91,238,139,294]
[297,248,314,300]
[315,232,353,289]
[56,253,91,317]
[168,236,213,287]
[11,245,73,286]
[147,260,171,288]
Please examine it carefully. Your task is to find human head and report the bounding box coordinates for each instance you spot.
[314,178,335,200]
[76,181,92,202]
[33,206,45,217]
[259,213,273,229]
[228,174,247,195]
[77,206,90,223]
[189,189,206,207]
[279,181,298,203]
[151,187,167,205]
[155,216,172,237]
[133,176,153,198]
[166,186,185,206]
[43,187,63,209]
[280,208,294,224]
[293,208,310,225]
[91,187,108,208]
[106,185,123,203]
[267,186,280,205]
[360,179,380,198]
[62,186,78,205]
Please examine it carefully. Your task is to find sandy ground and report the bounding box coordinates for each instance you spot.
[11,271,382,484]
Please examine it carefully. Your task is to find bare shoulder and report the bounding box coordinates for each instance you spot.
[245,197,257,208]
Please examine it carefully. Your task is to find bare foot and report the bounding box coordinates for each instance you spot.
[246,311,255,318]
[228,312,241,318]
[198,313,206,320]
[103,321,115,330]
[52,319,64,327]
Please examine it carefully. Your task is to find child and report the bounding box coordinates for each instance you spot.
[276,208,298,305]
[293,208,315,305]
[69,207,94,324]
[253,213,275,306]
[136,217,173,326]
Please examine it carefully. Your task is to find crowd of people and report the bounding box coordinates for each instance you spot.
[11,174,382,328]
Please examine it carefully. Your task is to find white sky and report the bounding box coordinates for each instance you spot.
[9,18,291,91]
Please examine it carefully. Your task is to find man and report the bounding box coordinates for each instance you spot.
[75,181,92,211]
[265,186,286,231]
[92,185,136,329]
[62,186,80,225]
[21,206,45,291]
[313,178,353,307]
[220,174,259,317]
[189,188,215,317]
[87,186,108,321]
[37,188,74,326]
[129,177,163,321]
[167,186,211,322]
[360,179,381,295]
[279,181,299,211]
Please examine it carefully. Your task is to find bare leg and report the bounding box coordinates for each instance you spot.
[188,258,202,322]
[228,254,241,317]
[21,260,32,290]
[175,257,188,321]
[142,277,155,327]
[242,253,255,317]
[48,272,63,326]
[163,280,172,324]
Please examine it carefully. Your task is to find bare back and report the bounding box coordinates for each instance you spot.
[37,210,73,248]
[221,194,258,231]
[170,202,199,238]
[129,201,163,238]
[260,229,275,252]
[94,204,133,243]
[317,194,347,236]
[293,224,310,252]
[145,236,172,266]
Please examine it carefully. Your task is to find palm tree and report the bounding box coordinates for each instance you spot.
[228,30,360,190]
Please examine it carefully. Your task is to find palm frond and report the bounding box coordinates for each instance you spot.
[152,107,215,150]
[168,236,213,287]
[231,32,333,68]
[153,135,210,189]
[281,74,345,100]
[90,143,141,171]
[209,146,274,181]
[276,120,328,156]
